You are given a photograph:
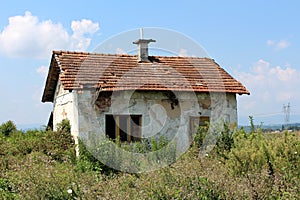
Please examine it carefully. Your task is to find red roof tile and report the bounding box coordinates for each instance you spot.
[42,51,249,102]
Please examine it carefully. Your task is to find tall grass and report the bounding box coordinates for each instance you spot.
[0,119,299,199]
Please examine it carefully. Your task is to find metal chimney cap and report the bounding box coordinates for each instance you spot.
[133,39,156,44]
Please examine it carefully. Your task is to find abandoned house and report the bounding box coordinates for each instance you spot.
[41,37,249,151]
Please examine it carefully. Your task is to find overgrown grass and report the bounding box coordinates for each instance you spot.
[0,120,299,199]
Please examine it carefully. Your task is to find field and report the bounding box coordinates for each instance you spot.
[0,120,299,199]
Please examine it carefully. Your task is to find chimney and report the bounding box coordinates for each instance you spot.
[133,28,156,62]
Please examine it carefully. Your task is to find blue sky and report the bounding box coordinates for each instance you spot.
[0,1,300,127]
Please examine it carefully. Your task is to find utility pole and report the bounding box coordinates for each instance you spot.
[283,103,290,129]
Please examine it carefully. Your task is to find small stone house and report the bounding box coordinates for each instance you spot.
[41,38,249,150]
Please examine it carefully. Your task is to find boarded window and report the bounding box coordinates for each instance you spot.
[105,115,142,142]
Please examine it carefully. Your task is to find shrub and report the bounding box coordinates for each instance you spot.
[76,139,105,173]
[0,120,17,137]
[76,135,177,174]
[193,122,209,148]
[220,130,300,199]
[43,130,76,163]
[249,115,255,133]
[56,119,71,133]
[0,125,76,162]
[215,122,234,159]
[0,178,18,199]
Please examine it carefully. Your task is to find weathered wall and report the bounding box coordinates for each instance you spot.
[75,90,237,153]
[52,81,79,144]
[76,90,100,142]
[52,85,237,154]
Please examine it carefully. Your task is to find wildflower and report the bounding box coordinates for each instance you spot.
[67,189,72,194]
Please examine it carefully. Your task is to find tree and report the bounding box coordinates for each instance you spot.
[0,120,17,136]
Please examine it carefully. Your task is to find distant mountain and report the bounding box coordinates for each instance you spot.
[17,124,45,131]
[239,123,300,132]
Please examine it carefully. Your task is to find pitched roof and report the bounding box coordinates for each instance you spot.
[42,51,249,102]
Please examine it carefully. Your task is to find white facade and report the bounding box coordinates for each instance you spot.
[52,81,79,145]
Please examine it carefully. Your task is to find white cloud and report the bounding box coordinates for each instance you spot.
[0,11,99,59]
[178,49,188,56]
[115,48,127,54]
[266,40,275,46]
[270,65,297,81]
[70,19,100,50]
[36,66,48,77]
[267,39,290,50]
[235,59,300,121]
[277,40,290,49]
[178,48,197,57]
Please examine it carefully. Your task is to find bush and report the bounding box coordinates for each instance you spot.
[0,178,18,199]
[193,122,209,148]
[0,124,78,199]
[0,120,17,136]
[43,130,76,163]
[215,122,234,159]
[76,139,105,173]
[76,135,177,174]
[0,125,76,168]
[218,130,300,199]
[56,119,71,133]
